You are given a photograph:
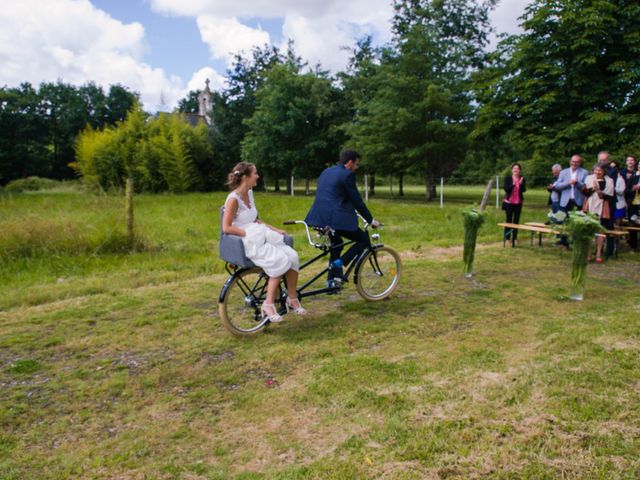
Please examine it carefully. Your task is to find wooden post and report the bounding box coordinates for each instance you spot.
[125,177,134,241]
[364,175,369,202]
[290,176,294,197]
[496,175,500,208]
[480,179,493,211]
[440,177,444,208]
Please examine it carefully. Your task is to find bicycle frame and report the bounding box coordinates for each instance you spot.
[219,220,386,306]
[283,220,385,300]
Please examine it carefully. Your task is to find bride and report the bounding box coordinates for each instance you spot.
[222,162,307,322]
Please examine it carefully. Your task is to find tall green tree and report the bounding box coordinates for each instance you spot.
[348,0,496,199]
[471,0,640,179]
[210,45,285,188]
[242,62,348,193]
[0,83,49,183]
[0,81,136,185]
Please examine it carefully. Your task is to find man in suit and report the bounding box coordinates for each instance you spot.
[555,154,589,212]
[554,154,589,246]
[305,149,380,286]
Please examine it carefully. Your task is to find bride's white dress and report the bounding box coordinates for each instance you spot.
[226,189,299,277]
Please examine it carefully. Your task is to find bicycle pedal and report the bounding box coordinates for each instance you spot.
[328,278,345,292]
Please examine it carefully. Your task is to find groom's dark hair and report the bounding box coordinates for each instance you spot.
[339,149,360,165]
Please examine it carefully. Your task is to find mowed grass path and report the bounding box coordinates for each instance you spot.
[1,190,639,479]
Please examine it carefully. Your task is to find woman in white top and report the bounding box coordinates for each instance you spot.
[222,162,306,323]
[583,162,614,263]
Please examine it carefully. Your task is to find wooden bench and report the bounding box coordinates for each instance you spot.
[498,222,555,247]
[523,222,628,257]
[524,222,549,228]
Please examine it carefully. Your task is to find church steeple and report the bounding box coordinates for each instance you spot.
[197,78,213,125]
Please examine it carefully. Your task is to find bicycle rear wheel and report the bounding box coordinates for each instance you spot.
[219,268,280,336]
[355,246,401,301]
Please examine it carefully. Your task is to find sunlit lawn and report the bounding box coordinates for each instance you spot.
[1,189,639,478]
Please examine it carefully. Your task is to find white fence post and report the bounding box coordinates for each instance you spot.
[364,175,369,203]
[440,177,444,208]
[496,175,499,208]
[291,176,294,197]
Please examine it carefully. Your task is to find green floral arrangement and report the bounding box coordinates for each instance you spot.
[461,206,486,278]
[561,211,603,300]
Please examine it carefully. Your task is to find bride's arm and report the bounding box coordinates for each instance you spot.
[222,198,246,237]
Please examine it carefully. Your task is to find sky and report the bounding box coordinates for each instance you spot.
[0,0,530,111]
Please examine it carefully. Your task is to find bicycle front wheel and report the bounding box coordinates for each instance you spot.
[219,268,278,336]
[355,246,401,301]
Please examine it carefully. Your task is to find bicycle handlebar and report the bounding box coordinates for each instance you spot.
[284,215,382,248]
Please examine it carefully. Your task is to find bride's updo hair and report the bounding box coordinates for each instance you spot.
[227,162,255,190]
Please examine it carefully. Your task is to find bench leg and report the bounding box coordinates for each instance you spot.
[530,231,534,246]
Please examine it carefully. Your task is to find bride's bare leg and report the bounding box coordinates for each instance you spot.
[285,269,299,299]
[265,276,281,305]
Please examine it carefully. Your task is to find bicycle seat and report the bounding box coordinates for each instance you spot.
[218,206,293,268]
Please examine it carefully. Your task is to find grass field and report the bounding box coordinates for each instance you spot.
[1,187,639,479]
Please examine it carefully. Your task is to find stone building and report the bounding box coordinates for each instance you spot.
[183,79,213,127]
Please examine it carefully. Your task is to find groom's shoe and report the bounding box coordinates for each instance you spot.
[327,277,344,294]
[331,259,348,280]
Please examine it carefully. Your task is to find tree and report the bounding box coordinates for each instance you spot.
[210,45,285,188]
[348,0,496,199]
[177,90,200,113]
[0,81,137,185]
[0,83,49,184]
[74,107,211,194]
[242,61,348,193]
[471,0,640,180]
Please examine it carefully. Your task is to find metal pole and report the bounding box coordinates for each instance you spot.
[440,177,444,208]
[364,175,369,203]
[496,175,500,208]
[291,176,294,197]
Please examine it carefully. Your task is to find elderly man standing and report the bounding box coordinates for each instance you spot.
[547,163,562,213]
[556,154,589,213]
[555,154,589,246]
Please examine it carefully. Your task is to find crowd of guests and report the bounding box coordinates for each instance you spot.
[503,152,640,262]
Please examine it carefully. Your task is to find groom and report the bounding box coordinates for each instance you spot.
[305,149,380,286]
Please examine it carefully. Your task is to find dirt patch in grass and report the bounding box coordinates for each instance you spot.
[400,242,502,261]
[593,335,640,351]
[374,460,437,479]
[212,407,379,474]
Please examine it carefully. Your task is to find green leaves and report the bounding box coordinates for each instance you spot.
[471,0,640,179]
[242,62,348,188]
[74,106,208,193]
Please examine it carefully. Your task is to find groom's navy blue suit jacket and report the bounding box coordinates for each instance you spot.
[305,163,373,232]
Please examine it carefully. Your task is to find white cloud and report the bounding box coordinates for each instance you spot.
[0,0,225,111]
[149,0,394,73]
[280,6,392,72]
[149,0,335,19]
[187,66,226,92]
[197,15,270,64]
[151,0,528,74]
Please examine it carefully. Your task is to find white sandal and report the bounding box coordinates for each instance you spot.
[261,303,282,323]
[285,296,307,315]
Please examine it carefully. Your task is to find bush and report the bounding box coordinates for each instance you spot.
[5,177,68,193]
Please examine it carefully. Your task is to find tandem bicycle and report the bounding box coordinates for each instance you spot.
[217,214,401,336]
